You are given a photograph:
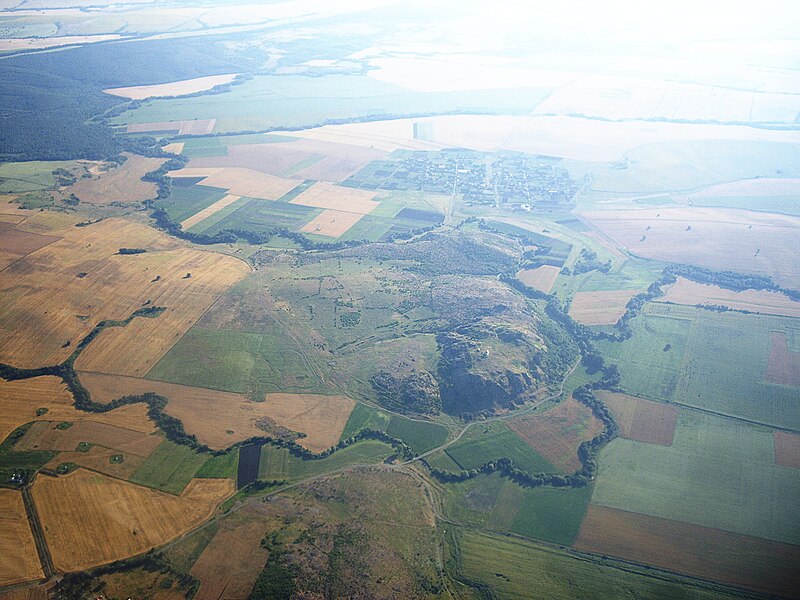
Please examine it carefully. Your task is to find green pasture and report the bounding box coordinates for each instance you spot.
[130,439,208,494]
[258,440,395,481]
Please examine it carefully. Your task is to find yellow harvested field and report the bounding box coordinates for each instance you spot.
[691,178,800,197]
[0,34,122,52]
[44,445,146,480]
[568,289,639,325]
[127,119,216,135]
[288,115,800,162]
[61,154,165,204]
[0,489,43,586]
[0,376,155,448]
[169,166,299,200]
[162,142,185,154]
[290,181,379,214]
[516,266,560,293]
[32,470,233,572]
[580,207,800,289]
[79,373,355,452]
[180,194,241,230]
[261,393,356,452]
[657,277,800,318]
[191,522,268,600]
[300,209,363,238]
[16,420,162,457]
[0,218,248,371]
[13,210,81,235]
[104,74,239,100]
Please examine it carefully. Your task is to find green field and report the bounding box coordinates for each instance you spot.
[146,327,325,397]
[385,416,449,454]
[180,133,299,158]
[130,439,208,494]
[444,422,559,476]
[594,309,692,401]
[0,160,77,193]
[195,448,239,478]
[451,528,745,600]
[157,184,228,223]
[258,440,395,481]
[113,73,551,133]
[197,197,321,235]
[340,403,391,440]
[591,408,800,544]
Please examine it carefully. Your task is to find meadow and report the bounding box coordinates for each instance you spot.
[257,440,395,481]
[129,439,209,494]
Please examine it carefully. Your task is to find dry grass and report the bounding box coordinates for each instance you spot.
[0,489,43,586]
[44,446,146,480]
[765,332,800,387]
[774,431,800,469]
[169,166,299,200]
[60,154,165,205]
[299,209,363,238]
[32,469,233,572]
[575,505,800,599]
[598,391,678,446]
[191,522,269,600]
[104,74,239,100]
[180,194,241,230]
[162,142,185,154]
[0,376,155,449]
[516,266,560,293]
[0,586,50,600]
[508,396,604,472]
[0,218,248,371]
[580,207,800,289]
[290,181,379,214]
[658,277,800,318]
[16,420,162,457]
[568,289,639,325]
[127,120,216,135]
[0,222,58,256]
[78,373,355,452]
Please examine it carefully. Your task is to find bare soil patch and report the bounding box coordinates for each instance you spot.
[774,431,800,469]
[509,396,604,472]
[300,209,363,238]
[659,277,800,318]
[61,154,165,205]
[169,166,299,200]
[105,74,239,100]
[765,332,800,387]
[191,522,269,600]
[0,488,43,586]
[32,469,233,572]
[290,181,379,214]
[516,266,560,293]
[575,505,800,599]
[580,207,800,289]
[568,289,639,326]
[598,391,678,445]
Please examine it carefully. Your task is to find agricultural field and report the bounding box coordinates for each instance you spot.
[31,469,233,572]
[774,431,800,469]
[451,527,744,600]
[0,488,43,586]
[507,396,604,472]
[567,289,639,325]
[258,440,395,482]
[590,409,800,544]
[658,276,800,317]
[516,265,560,292]
[57,153,165,205]
[598,391,678,446]
[105,73,240,100]
[575,506,800,599]
[129,439,209,494]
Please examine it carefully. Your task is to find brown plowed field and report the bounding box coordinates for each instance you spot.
[0,222,59,256]
[568,289,639,325]
[61,154,165,205]
[299,209,363,238]
[765,332,800,386]
[32,470,233,573]
[598,391,678,445]
[774,431,800,469]
[78,373,355,452]
[0,376,155,446]
[290,181,379,214]
[575,505,800,599]
[515,265,559,293]
[508,396,604,472]
[659,277,800,318]
[0,489,43,586]
[191,522,269,600]
[579,207,800,289]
